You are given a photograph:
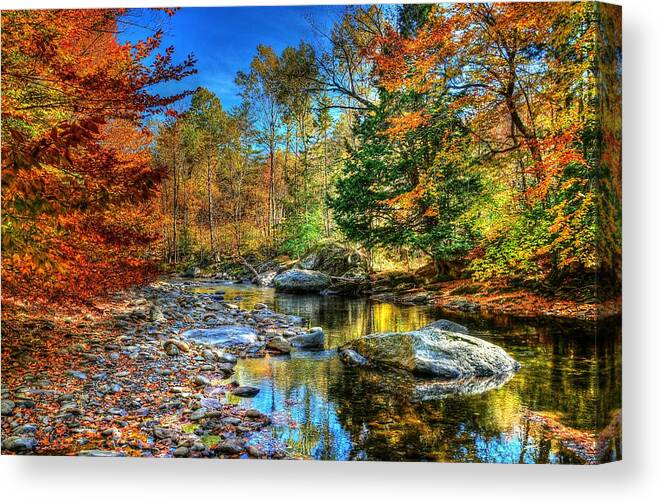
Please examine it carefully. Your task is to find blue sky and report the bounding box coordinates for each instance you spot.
[119,6,353,112]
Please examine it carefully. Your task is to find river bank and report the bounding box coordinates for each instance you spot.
[1,278,314,458]
[189,255,621,323]
[1,276,622,462]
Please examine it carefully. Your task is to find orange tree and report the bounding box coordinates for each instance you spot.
[365,2,621,286]
[1,9,196,302]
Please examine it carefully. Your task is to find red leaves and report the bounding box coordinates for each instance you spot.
[2,9,195,303]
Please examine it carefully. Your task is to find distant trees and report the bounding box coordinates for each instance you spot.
[149,2,620,291]
[2,4,621,304]
[153,87,261,264]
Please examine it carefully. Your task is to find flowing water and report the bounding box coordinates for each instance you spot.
[192,282,622,464]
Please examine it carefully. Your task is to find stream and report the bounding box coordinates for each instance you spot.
[191,281,622,464]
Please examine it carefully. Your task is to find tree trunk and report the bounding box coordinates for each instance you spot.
[171,141,178,264]
[207,158,214,256]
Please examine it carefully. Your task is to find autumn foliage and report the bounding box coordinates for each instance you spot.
[1,9,196,302]
[347,2,622,286]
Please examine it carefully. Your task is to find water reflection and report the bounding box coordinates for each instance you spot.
[191,282,622,463]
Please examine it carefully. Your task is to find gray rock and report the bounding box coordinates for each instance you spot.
[442,299,480,313]
[192,375,211,387]
[59,402,82,415]
[422,319,469,334]
[339,326,520,378]
[217,439,244,454]
[290,327,325,349]
[231,386,260,397]
[150,305,166,323]
[245,409,263,419]
[1,399,16,416]
[12,424,37,436]
[216,352,237,364]
[190,407,208,420]
[253,302,268,310]
[173,446,190,457]
[181,326,258,348]
[247,445,265,458]
[297,253,318,270]
[2,436,37,453]
[153,427,173,440]
[338,348,369,367]
[273,269,331,293]
[266,337,291,354]
[67,370,87,380]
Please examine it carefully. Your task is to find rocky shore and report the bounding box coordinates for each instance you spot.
[1,278,320,458]
[203,242,621,323]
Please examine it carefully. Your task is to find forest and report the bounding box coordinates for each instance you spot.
[0,3,622,463]
[1,3,621,310]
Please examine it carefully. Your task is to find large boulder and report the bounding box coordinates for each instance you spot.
[180,326,258,348]
[296,242,368,277]
[273,269,331,293]
[338,325,519,378]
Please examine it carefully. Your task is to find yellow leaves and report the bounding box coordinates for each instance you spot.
[382,110,430,139]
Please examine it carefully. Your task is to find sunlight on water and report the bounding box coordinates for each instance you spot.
[192,282,622,463]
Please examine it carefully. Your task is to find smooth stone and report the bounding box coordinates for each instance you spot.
[2,436,37,452]
[67,370,87,380]
[422,319,469,334]
[290,327,325,349]
[190,407,208,420]
[266,337,291,354]
[231,386,260,398]
[273,269,331,293]
[247,445,265,458]
[339,326,520,378]
[1,400,16,416]
[180,326,259,348]
[173,446,190,457]
[338,348,369,367]
[217,439,244,454]
[192,375,211,387]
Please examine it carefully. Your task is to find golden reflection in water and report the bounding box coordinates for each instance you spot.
[191,282,621,463]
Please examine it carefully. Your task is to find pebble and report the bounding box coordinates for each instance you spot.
[173,446,190,457]
[231,386,260,398]
[189,407,208,421]
[1,400,15,416]
[217,438,244,454]
[2,436,37,452]
[192,375,211,387]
